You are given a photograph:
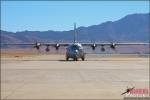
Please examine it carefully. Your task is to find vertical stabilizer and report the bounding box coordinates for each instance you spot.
[74,23,77,43]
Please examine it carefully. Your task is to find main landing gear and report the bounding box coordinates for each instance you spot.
[66,55,85,61]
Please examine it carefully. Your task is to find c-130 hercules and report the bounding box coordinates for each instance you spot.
[1,23,149,61]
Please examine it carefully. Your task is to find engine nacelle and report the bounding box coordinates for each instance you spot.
[45,45,50,52]
[101,45,105,52]
[101,47,105,52]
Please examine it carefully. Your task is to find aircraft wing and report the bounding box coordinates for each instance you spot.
[1,43,71,46]
[1,43,35,45]
[1,42,149,51]
[2,42,149,47]
[81,42,149,50]
[109,43,149,45]
[1,42,72,50]
[40,43,71,46]
[81,42,149,46]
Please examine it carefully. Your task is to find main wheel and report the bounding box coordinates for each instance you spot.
[74,58,78,61]
[66,56,69,61]
[81,56,85,61]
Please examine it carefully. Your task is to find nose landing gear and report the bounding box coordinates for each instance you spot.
[74,58,78,61]
[66,54,85,61]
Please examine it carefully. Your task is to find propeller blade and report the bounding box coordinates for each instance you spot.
[55,43,60,50]
[110,43,116,49]
[33,42,41,50]
[91,43,96,50]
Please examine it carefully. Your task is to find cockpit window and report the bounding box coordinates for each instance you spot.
[67,44,83,51]
[71,45,79,50]
[70,45,81,50]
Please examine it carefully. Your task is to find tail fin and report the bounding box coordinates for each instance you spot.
[74,23,77,43]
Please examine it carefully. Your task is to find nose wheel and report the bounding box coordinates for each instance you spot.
[66,55,85,61]
[74,58,78,61]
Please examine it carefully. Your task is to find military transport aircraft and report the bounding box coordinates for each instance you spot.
[1,23,149,61]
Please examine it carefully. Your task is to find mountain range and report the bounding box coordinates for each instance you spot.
[1,13,149,44]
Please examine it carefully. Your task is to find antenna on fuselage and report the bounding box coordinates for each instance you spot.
[74,23,77,43]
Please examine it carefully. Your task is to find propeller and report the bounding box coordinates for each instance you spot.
[45,45,50,52]
[34,42,41,50]
[55,43,60,50]
[101,45,105,52]
[91,43,96,50]
[110,42,116,49]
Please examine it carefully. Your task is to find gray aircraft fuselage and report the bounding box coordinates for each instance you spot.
[66,43,85,61]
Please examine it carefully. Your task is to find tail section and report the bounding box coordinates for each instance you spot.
[74,23,77,43]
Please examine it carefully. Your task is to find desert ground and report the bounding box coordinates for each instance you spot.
[1,50,149,99]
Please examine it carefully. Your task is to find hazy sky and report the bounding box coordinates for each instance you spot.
[1,1,149,32]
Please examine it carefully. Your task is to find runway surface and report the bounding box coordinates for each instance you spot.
[1,54,149,99]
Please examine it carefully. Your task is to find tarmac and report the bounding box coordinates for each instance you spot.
[1,54,149,99]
